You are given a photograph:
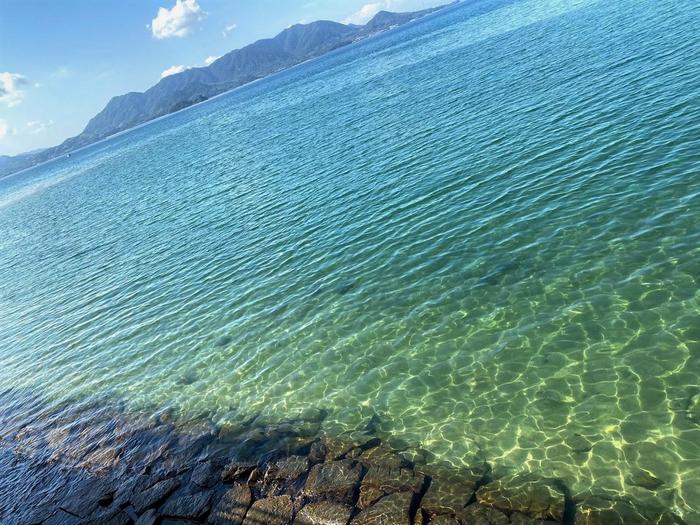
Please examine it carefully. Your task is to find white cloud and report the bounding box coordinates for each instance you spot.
[343,3,383,25]
[152,0,206,39]
[25,120,54,134]
[222,22,237,37]
[343,0,447,25]
[0,119,8,140]
[161,64,190,78]
[204,55,220,66]
[0,72,28,107]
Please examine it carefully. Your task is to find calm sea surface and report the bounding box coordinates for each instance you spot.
[1,0,699,519]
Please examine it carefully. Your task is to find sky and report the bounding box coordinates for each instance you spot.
[0,0,446,156]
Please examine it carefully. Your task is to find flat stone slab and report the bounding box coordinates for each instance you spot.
[350,492,413,525]
[135,509,158,525]
[43,509,81,525]
[192,461,220,488]
[428,515,460,525]
[208,484,252,525]
[461,503,510,525]
[421,468,484,517]
[304,460,362,504]
[243,495,294,525]
[359,465,424,508]
[267,455,310,481]
[222,462,258,482]
[161,490,213,519]
[510,511,560,524]
[294,501,354,525]
[131,478,181,514]
[477,473,565,521]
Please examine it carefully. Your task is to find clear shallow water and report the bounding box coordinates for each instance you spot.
[1,0,699,520]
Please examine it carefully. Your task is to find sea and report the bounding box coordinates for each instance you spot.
[1,0,699,520]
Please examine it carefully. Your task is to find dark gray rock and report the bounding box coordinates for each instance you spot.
[294,501,353,525]
[476,473,565,521]
[135,509,159,525]
[266,455,310,482]
[320,436,359,461]
[132,478,181,514]
[308,441,327,464]
[191,461,219,487]
[43,509,81,525]
[161,490,213,519]
[207,484,252,525]
[222,461,258,482]
[243,495,294,525]
[350,492,412,525]
[359,446,406,469]
[304,460,362,504]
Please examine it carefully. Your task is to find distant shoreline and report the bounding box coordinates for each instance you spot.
[0,2,459,180]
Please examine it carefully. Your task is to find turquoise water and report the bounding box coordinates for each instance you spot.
[1,0,699,520]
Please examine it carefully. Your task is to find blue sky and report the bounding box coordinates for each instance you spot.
[0,0,445,156]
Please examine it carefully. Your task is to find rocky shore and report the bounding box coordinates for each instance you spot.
[0,397,684,525]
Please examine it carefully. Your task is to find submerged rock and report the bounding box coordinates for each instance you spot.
[221,461,258,482]
[304,459,362,504]
[308,440,327,464]
[421,467,486,517]
[429,515,461,525]
[43,509,82,525]
[575,495,683,525]
[192,460,220,487]
[135,509,158,525]
[509,511,560,525]
[624,468,665,491]
[131,478,181,514]
[243,495,294,525]
[461,503,510,525]
[160,490,213,519]
[476,473,566,521]
[358,464,424,509]
[295,501,353,525]
[266,455,310,482]
[216,335,233,347]
[351,492,413,525]
[207,484,252,525]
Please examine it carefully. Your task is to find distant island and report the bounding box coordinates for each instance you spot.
[0,3,455,178]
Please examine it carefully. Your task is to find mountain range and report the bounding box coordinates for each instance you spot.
[0,3,454,178]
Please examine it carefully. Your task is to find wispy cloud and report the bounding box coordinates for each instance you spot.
[161,64,190,78]
[344,2,383,24]
[0,119,8,140]
[222,22,238,37]
[25,120,54,134]
[204,55,220,66]
[152,0,206,39]
[0,72,28,107]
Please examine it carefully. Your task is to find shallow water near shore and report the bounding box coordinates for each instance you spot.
[1,0,699,521]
